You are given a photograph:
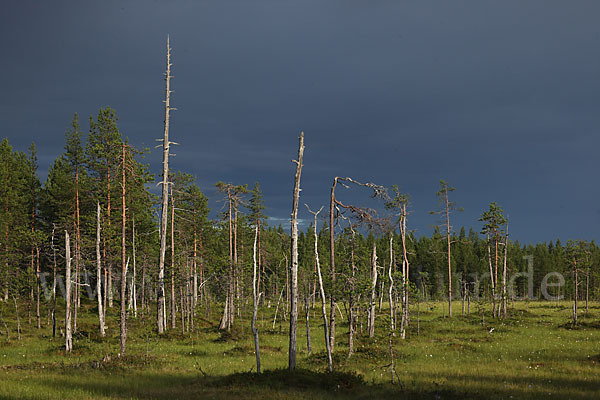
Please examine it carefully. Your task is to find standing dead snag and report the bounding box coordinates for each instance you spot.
[65,231,72,353]
[368,242,378,338]
[330,177,387,342]
[329,177,388,349]
[251,225,261,373]
[388,233,395,335]
[288,132,304,371]
[157,36,175,335]
[306,204,332,373]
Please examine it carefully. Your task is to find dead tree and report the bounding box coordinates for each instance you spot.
[368,242,378,338]
[329,176,387,349]
[399,202,409,338]
[170,182,176,329]
[51,224,57,338]
[251,225,261,373]
[388,233,395,335]
[157,36,175,334]
[306,204,332,373]
[96,202,105,337]
[288,132,304,371]
[65,231,72,353]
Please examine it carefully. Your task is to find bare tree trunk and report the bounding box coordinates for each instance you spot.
[251,225,261,373]
[157,36,173,335]
[170,183,176,329]
[445,189,452,318]
[96,203,105,337]
[502,221,509,319]
[193,220,198,308]
[65,231,72,353]
[401,204,409,338]
[306,205,332,372]
[288,132,304,371]
[107,163,113,310]
[51,225,57,338]
[369,242,378,338]
[329,179,337,351]
[388,234,395,335]
[486,233,495,317]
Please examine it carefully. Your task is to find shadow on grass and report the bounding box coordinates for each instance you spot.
[18,368,405,400]
[5,365,600,400]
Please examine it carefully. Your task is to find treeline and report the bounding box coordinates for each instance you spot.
[0,107,598,355]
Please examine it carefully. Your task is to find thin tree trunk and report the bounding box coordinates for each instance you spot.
[348,227,356,357]
[502,221,509,318]
[107,164,113,310]
[96,203,105,337]
[13,296,21,341]
[487,233,495,316]
[51,225,57,338]
[220,189,234,331]
[445,188,452,318]
[65,231,72,353]
[288,132,304,371]
[329,178,337,351]
[120,144,127,357]
[132,215,137,317]
[35,247,40,329]
[307,205,332,372]
[573,258,578,325]
[251,225,261,373]
[193,219,198,308]
[388,233,395,335]
[369,242,378,338]
[400,204,409,338]
[157,35,173,335]
[170,183,176,329]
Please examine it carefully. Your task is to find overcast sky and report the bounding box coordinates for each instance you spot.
[1,0,599,244]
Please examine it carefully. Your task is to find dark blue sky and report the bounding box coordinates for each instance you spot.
[1,1,599,243]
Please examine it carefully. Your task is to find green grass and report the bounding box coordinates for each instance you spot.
[0,300,599,399]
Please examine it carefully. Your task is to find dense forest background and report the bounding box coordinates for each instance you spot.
[1,107,598,334]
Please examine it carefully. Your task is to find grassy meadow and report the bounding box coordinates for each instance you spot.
[0,299,599,399]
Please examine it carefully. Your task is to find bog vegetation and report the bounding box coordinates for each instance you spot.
[0,40,598,399]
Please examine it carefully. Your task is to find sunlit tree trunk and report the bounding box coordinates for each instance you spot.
[288,132,304,371]
[157,36,173,335]
[65,231,72,353]
[96,203,105,337]
[369,242,378,338]
[251,225,261,373]
[306,205,332,372]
